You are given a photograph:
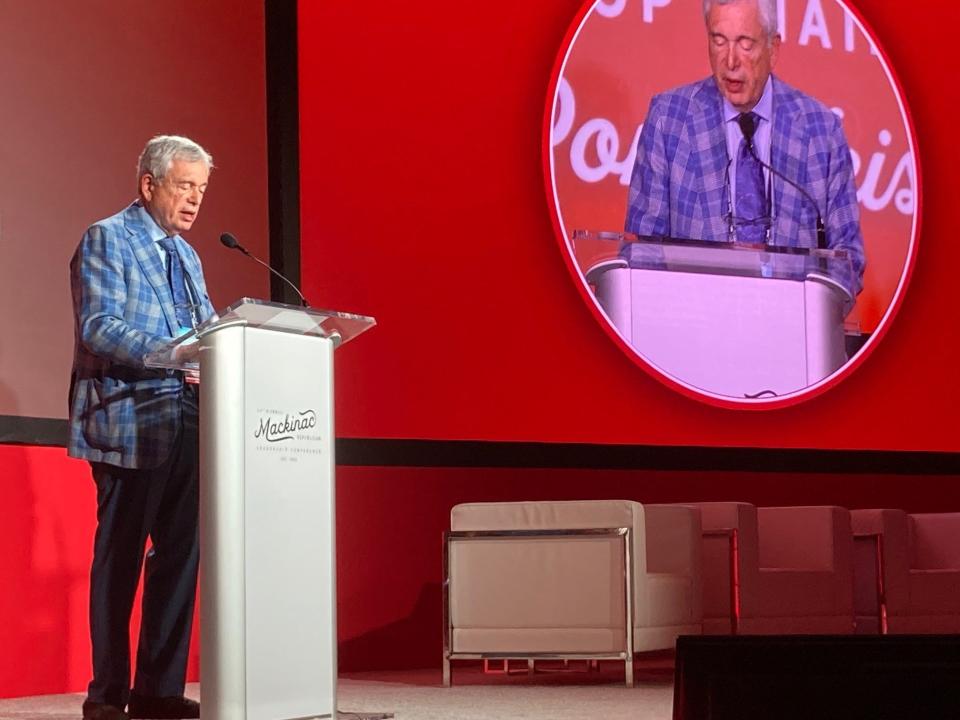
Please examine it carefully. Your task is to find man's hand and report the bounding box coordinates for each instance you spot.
[174,343,200,384]
[172,341,199,364]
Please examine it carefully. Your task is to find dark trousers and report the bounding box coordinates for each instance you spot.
[86,407,199,708]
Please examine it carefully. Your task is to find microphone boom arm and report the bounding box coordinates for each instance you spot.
[739,114,827,250]
[220,233,310,307]
[237,247,309,308]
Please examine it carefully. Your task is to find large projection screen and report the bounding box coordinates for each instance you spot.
[297,0,958,453]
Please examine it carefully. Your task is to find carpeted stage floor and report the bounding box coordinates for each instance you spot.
[0,664,674,720]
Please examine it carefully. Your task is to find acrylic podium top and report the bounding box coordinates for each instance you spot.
[144,297,376,371]
[575,230,856,301]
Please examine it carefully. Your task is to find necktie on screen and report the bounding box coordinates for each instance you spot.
[158,237,195,331]
[735,112,768,244]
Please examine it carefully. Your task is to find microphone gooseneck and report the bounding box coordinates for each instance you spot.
[736,113,827,250]
[219,232,310,307]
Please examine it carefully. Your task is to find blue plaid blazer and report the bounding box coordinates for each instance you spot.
[68,201,216,469]
[625,75,865,296]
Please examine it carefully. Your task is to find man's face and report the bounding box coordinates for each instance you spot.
[707,0,780,112]
[140,158,210,236]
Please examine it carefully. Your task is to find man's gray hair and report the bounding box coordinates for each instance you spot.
[703,0,779,39]
[137,134,214,185]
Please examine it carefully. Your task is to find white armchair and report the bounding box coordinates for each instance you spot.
[443,500,702,686]
[851,509,960,633]
[697,502,855,634]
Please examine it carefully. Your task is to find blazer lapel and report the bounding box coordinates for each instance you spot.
[770,77,810,211]
[124,204,179,335]
[691,79,731,239]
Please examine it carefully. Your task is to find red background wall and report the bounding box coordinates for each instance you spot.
[0,0,270,421]
[3,443,958,692]
[0,446,199,697]
[4,0,960,699]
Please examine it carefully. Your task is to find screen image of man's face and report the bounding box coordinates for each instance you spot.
[707,0,781,112]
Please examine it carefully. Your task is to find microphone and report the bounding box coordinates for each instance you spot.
[219,232,310,307]
[737,113,827,250]
[737,112,757,150]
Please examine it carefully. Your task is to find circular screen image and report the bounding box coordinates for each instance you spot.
[546,0,919,407]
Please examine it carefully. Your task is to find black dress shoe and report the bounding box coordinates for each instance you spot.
[82,700,131,720]
[127,693,200,719]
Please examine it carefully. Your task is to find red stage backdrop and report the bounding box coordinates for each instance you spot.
[3,0,960,702]
[0,0,269,422]
[298,0,958,452]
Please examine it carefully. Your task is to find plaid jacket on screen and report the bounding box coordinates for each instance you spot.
[625,75,865,297]
[68,201,216,469]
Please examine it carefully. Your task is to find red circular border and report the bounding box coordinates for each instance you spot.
[541,0,923,411]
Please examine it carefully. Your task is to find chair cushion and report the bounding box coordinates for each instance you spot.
[908,569,960,615]
[451,500,639,532]
[450,536,626,628]
[644,573,698,626]
[758,569,851,616]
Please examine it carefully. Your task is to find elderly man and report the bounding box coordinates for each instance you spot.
[69,135,216,720]
[625,0,865,297]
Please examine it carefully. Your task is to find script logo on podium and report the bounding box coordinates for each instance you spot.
[252,408,324,459]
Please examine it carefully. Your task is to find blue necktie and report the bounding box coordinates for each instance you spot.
[158,237,195,331]
[735,112,767,244]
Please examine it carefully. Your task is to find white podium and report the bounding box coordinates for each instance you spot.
[146,298,376,720]
[578,232,857,398]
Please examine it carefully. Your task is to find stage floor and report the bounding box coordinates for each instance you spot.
[0,665,673,720]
